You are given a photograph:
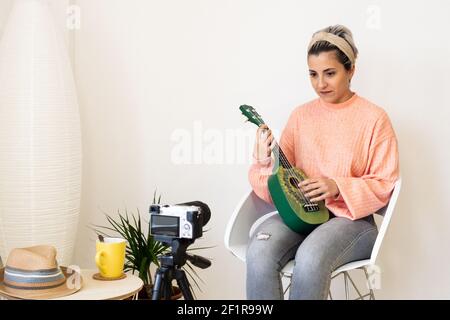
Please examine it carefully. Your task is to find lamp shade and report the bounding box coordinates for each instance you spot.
[0,0,81,265]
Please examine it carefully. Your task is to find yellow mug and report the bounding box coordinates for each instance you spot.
[95,237,126,278]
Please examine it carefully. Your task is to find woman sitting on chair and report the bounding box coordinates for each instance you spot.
[247,25,399,300]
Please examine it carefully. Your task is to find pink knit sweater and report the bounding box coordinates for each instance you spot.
[248,93,400,220]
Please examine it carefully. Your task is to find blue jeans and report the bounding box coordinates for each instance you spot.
[246,214,378,300]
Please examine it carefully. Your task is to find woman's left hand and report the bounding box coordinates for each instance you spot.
[298,178,340,202]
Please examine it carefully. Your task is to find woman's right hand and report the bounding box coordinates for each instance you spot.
[253,124,275,161]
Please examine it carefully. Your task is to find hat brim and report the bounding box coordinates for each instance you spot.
[0,266,83,300]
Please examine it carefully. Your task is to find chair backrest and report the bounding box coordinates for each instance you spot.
[369,178,402,265]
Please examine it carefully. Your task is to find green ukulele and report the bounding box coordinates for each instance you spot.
[241,104,330,234]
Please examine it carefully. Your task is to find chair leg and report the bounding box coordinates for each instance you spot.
[284,273,336,300]
[284,268,376,300]
[281,273,292,297]
[345,271,365,299]
[363,267,376,300]
[339,269,376,300]
[344,272,350,300]
[283,280,291,296]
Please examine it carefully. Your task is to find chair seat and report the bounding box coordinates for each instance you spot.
[280,259,372,278]
[228,244,247,262]
[331,259,371,276]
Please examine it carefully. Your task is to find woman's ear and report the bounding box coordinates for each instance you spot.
[349,65,355,79]
[348,65,355,84]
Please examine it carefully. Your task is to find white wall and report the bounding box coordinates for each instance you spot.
[0,0,13,37]
[2,0,450,299]
[1,0,73,46]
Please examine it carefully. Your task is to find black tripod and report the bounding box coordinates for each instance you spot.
[151,238,211,300]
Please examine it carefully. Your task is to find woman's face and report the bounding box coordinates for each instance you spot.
[307,51,355,104]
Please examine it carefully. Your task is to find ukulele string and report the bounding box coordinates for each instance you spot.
[256,117,315,207]
[272,141,315,206]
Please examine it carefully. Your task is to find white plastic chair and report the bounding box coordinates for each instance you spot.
[224,178,401,300]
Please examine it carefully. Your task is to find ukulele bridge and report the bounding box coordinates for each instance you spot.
[303,203,320,212]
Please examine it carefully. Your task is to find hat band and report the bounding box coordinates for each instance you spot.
[4,280,66,291]
[6,266,61,276]
[4,266,66,289]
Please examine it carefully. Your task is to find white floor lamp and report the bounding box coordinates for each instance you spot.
[0,0,81,265]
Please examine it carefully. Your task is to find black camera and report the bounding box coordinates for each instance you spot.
[149,204,203,241]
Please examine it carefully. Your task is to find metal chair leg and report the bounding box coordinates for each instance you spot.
[281,273,292,297]
[283,280,291,296]
[344,272,350,300]
[345,271,364,299]
[283,267,376,300]
[331,268,375,300]
[363,267,376,300]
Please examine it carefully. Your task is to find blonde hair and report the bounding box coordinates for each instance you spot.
[308,25,358,70]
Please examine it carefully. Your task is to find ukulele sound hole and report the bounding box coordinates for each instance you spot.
[289,177,300,188]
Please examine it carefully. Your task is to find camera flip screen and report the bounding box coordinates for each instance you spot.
[151,215,179,237]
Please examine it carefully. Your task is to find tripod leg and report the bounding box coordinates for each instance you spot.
[174,269,194,300]
[161,273,173,300]
[151,270,163,300]
[152,266,174,300]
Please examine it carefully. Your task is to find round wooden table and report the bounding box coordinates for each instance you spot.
[53,269,144,300]
[0,269,144,300]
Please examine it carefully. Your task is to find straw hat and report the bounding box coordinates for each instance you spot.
[0,245,82,299]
